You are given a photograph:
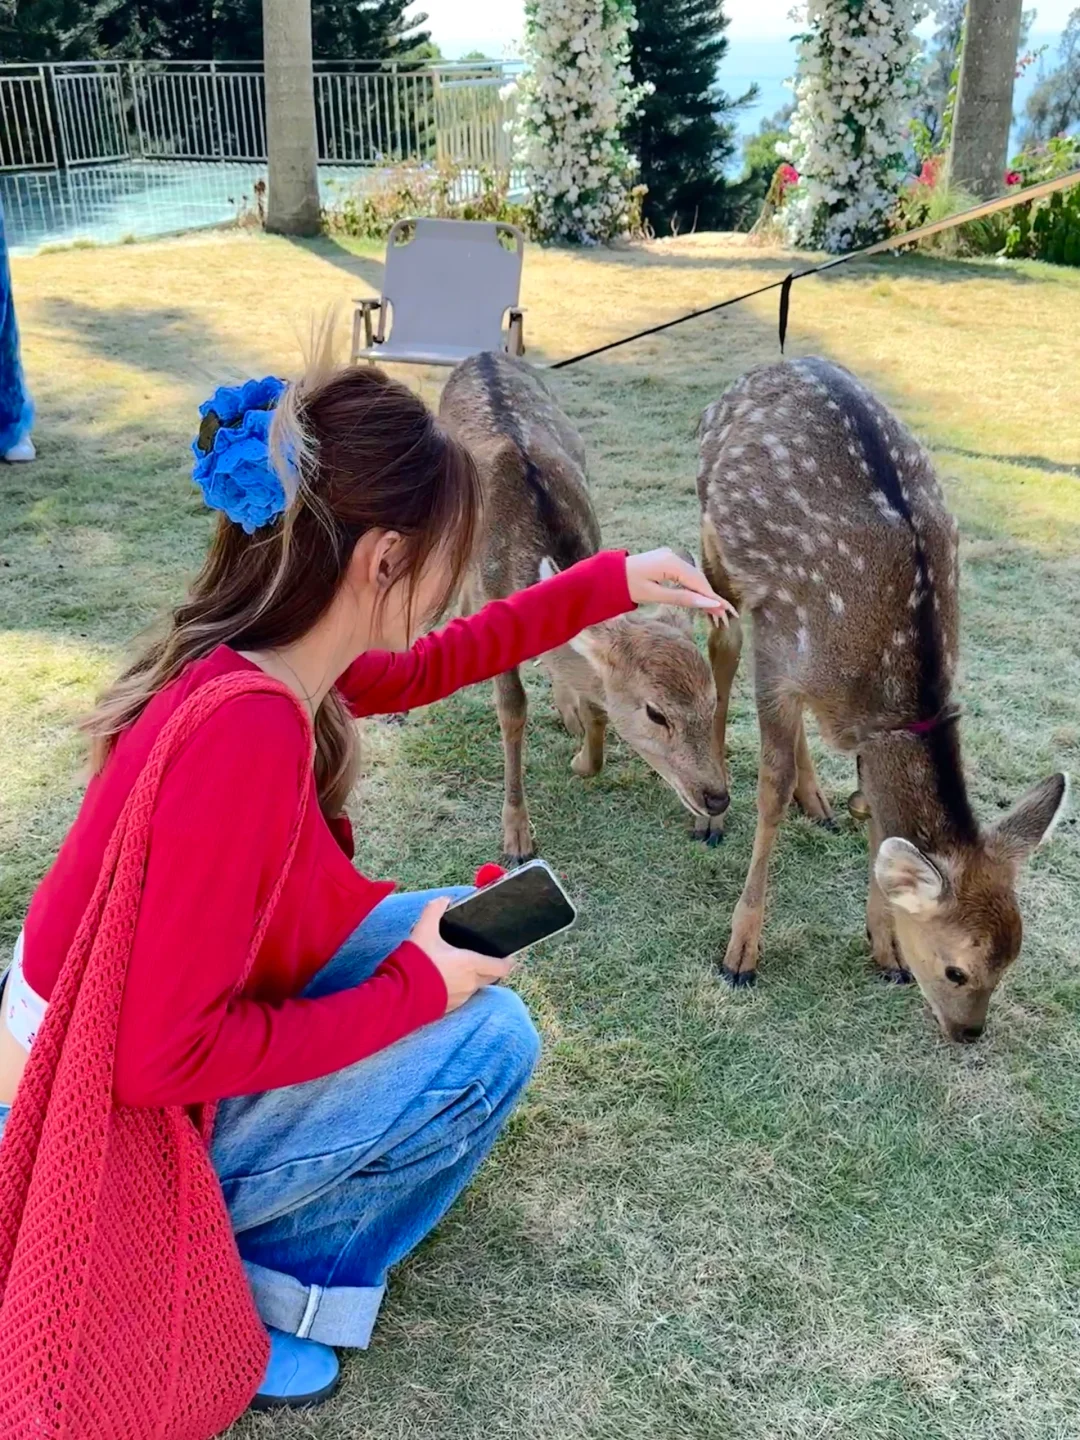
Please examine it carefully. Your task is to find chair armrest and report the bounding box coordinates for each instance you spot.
[352,298,384,359]
[507,307,526,358]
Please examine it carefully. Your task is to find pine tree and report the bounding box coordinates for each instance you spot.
[0,0,105,60]
[628,0,752,236]
[59,0,432,61]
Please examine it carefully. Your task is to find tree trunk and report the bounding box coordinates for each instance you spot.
[262,0,321,236]
[947,0,1023,199]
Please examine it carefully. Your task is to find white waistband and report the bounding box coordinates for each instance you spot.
[4,932,48,1053]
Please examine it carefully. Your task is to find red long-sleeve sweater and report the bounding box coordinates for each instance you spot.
[21,551,632,1108]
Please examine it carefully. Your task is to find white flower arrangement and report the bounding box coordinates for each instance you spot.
[782,0,928,252]
[513,0,649,243]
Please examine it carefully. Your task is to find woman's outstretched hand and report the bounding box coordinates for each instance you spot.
[410,897,515,1014]
[625,549,736,624]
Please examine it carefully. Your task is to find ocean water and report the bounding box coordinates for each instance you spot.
[722,31,1064,165]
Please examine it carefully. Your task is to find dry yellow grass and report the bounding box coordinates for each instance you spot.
[2,230,1080,1440]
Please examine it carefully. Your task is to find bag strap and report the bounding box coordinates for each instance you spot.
[0,671,312,1278]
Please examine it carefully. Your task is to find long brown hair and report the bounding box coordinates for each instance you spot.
[84,343,481,816]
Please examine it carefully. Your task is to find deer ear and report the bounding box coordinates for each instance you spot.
[875,838,945,915]
[567,619,621,670]
[989,772,1069,866]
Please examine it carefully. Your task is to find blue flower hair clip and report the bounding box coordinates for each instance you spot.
[191,376,290,534]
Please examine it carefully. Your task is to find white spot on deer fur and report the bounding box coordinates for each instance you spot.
[908,586,920,610]
[777,586,794,604]
[796,565,807,580]
[797,626,810,653]
[810,569,823,584]
[817,531,831,547]
[889,447,899,461]
[933,594,941,613]
[750,408,766,423]
[836,538,850,557]
[750,486,769,508]
[892,629,906,647]
[728,445,746,459]
[796,604,808,623]
[800,455,818,472]
[847,444,859,458]
[827,400,840,411]
[783,562,796,577]
[828,591,845,615]
[854,554,866,573]
[871,492,901,521]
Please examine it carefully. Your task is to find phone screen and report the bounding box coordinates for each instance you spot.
[439,863,576,959]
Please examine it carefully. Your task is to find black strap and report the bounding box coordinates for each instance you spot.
[778,273,794,353]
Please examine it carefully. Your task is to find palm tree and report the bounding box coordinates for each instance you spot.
[262,0,321,235]
[948,0,1024,198]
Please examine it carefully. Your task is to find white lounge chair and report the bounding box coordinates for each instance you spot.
[350,217,526,368]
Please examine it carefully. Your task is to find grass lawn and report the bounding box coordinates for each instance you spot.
[2,229,1080,1440]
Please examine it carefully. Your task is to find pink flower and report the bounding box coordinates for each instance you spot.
[918,157,941,187]
[778,163,799,189]
[1005,170,1022,186]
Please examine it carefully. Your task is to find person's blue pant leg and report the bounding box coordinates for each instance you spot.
[212,888,540,1348]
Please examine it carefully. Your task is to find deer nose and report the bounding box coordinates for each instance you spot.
[702,788,730,816]
[957,1024,984,1044]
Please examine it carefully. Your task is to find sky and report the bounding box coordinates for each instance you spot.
[411,0,1076,54]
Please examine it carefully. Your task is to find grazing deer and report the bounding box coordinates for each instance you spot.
[440,352,729,864]
[697,357,1068,1040]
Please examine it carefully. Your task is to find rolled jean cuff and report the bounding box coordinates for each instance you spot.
[244,1260,386,1348]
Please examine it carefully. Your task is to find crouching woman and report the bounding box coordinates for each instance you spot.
[0,351,729,1434]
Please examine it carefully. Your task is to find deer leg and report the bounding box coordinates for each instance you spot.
[495,667,535,865]
[552,676,584,740]
[792,718,836,829]
[697,523,743,845]
[848,755,872,822]
[721,695,800,987]
[866,806,911,984]
[571,699,607,778]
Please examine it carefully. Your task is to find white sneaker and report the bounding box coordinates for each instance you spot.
[3,436,36,462]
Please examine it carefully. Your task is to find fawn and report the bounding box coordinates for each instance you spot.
[440,352,729,864]
[697,357,1068,1040]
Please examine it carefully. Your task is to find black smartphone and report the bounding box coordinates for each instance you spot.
[438,859,577,959]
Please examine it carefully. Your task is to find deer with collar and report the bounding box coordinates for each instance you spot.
[697,356,1067,1040]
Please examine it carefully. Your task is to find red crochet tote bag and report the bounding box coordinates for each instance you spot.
[0,672,311,1440]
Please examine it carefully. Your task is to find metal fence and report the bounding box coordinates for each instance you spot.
[0,59,520,173]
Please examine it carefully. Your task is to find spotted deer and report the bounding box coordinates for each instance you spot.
[440,351,729,864]
[697,357,1068,1040]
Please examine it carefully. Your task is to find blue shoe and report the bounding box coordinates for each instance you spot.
[250,1327,341,1411]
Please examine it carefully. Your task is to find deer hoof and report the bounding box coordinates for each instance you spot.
[815,815,839,833]
[848,789,872,822]
[503,850,537,868]
[692,815,726,846]
[720,966,757,989]
[879,966,913,986]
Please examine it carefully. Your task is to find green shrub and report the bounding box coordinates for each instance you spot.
[894,137,1080,267]
[323,165,532,241]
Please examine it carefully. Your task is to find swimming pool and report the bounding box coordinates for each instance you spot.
[0,162,393,254]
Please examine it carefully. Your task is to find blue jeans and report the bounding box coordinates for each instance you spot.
[0,889,540,1349]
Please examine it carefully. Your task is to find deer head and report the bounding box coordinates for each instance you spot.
[875,773,1069,1041]
[540,557,728,820]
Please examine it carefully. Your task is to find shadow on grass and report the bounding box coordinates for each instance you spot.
[284,234,386,290]
[939,445,1080,480]
[36,296,273,388]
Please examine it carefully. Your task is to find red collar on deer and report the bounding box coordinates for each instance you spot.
[861,704,961,745]
[894,704,962,738]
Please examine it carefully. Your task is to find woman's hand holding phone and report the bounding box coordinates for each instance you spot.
[410,897,515,1014]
